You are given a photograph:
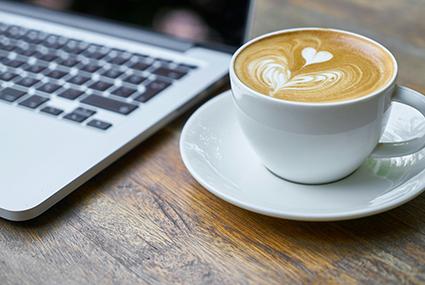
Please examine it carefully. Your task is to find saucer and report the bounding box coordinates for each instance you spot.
[180,90,425,221]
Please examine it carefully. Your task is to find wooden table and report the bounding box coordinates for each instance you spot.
[2,1,425,284]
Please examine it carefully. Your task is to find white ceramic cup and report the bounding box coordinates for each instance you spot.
[230,28,425,184]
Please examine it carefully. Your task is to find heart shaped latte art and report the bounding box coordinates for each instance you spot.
[302,47,333,66]
[248,47,339,96]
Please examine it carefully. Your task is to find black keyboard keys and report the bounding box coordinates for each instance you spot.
[81,95,138,115]
[42,35,67,49]
[0,71,18,81]
[101,69,123,79]
[0,37,15,51]
[15,77,40,87]
[63,39,88,54]
[0,87,25,102]
[19,95,48,109]
[23,63,47,73]
[80,63,101,73]
[129,61,151,71]
[63,107,96,123]
[58,88,84,100]
[107,54,130,65]
[57,57,80,67]
[111,86,136,98]
[87,119,112,130]
[178,63,198,70]
[5,25,26,39]
[39,53,58,62]
[22,30,46,44]
[123,74,146,85]
[37,82,61,94]
[135,79,171,103]
[68,74,90,85]
[41,106,63,116]
[152,66,188,80]
[2,58,25,68]
[63,112,86,123]
[89,80,113,91]
[82,44,109,60]
[45,69,67,79]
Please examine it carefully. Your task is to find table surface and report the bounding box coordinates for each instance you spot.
[2,1,425,284]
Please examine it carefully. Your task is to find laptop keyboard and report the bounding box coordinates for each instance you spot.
[0,22,198,130]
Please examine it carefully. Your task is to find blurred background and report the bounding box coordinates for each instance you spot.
[11,0,249,47]
[8,0,425,94]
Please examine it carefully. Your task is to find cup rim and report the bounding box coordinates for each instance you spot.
[230,27,398,107]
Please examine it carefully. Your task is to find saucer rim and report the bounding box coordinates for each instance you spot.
[180,90,425,221]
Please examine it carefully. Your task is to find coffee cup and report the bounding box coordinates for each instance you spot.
[230,28,425,184]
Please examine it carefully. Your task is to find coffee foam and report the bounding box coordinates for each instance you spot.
[234,29,395,103]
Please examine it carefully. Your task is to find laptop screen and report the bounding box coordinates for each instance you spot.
[9,0,251,48]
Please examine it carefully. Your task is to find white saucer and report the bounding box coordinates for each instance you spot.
[180,91,425,221]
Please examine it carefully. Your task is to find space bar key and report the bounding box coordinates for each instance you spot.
[81,95,138,115]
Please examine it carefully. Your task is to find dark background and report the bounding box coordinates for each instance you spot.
[9,0,250,47]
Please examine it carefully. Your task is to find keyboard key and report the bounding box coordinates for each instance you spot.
[89,80,113,91]
[68,75,90,85]
[132,53,150,60]
[37,52,59,62]
[107,54,130,65]
[15,77,40,87]
[152,66,188,80]
[123,74,147,85]
[17,48,38,57]
[154,58,173,65]
[2,58,25,68]
[0,87,25,102]
[80,63,101,73]
[101,69,123,79]
[135,79,171,102]
[22,30,46,44]
[87,119,112,130]
[37,82,61,94]
[63,107,96,123]
[178,63,198,70]
[57,57,80,67]
[58,88,84,100]
[81,95,138,115]
[45,69,67,79]
[5,25,25,39]
[63,112,88,123]
[129,61,151,71]
[19,95,48,108]
[0,71,18,81]
[63,39,88,54]
[42,35,67,49]
[0,37,15,51]
[82,45,109,60]
[23,63,47,73]
[111,86,136,98]
[74,107,96,117]
[0,23,8,33]
[41,106,63,116]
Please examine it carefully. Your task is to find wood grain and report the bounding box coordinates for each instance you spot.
[2,1,425,284]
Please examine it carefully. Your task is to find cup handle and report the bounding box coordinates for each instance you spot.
[371,85,425,158]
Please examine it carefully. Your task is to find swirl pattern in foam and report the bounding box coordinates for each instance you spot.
[234,29,395,103]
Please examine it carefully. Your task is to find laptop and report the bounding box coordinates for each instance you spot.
[0,0,253,221]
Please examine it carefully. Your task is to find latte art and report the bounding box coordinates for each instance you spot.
[234,29,395,103]
[249,47,342,95]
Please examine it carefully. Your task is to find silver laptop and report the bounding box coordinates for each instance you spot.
[0,0,253,221]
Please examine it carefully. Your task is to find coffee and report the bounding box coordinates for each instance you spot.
[234,29,395,103]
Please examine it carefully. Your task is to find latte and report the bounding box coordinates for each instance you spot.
[234,29,395,103]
